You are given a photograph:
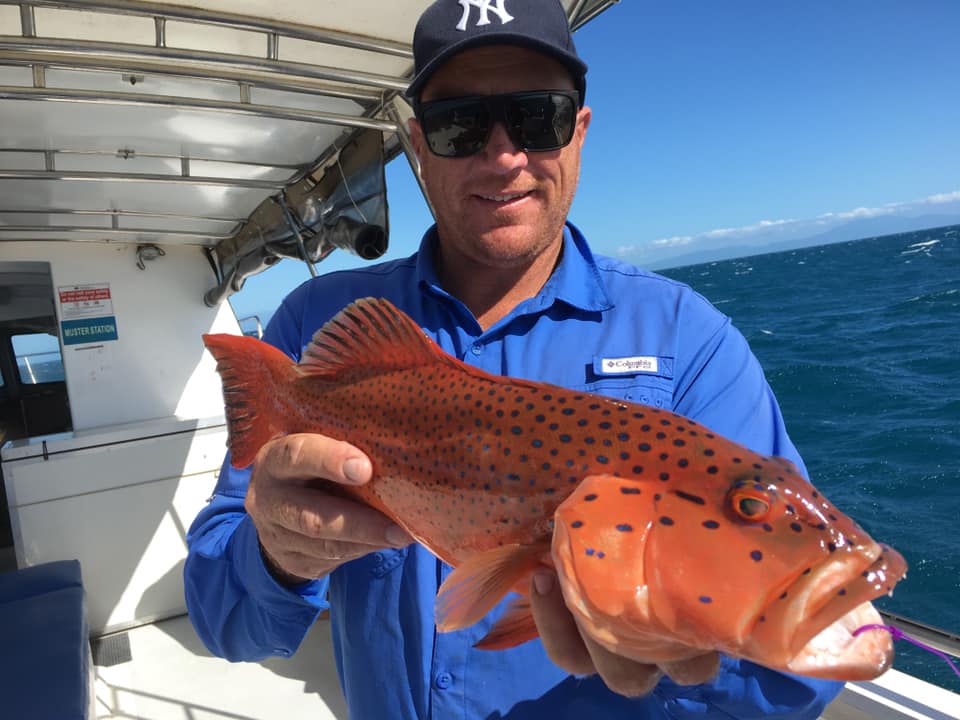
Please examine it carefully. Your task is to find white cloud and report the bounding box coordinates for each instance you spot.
[615,189,960,264]
[642,217,799,250]
[651,235,694,248]
[924,190,960,205]
[833,206,896,220]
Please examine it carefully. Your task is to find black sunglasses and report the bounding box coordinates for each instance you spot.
[414,90,580,158]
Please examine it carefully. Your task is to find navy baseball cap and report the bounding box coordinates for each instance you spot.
[406,0,588,104]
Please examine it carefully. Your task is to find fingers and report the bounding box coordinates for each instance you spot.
[530,568,661,695]
[580,634,662,698]
[244,433,413,583]
[254,433,373,486]
[660,652,721,686]
[529,570,596,676]
[529,568,716,698]
[266,486,406,546]
[258,521,389,580]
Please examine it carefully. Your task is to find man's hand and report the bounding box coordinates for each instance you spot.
[529,568,720,697]
[245,433,413,585]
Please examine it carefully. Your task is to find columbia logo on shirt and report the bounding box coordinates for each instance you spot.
[601,356,659,374]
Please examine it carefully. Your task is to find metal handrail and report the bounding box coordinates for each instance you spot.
[0,35,409,92]
[0,226,234,241]
[0,169,284,190]
[880,610,960,659]
[0,208,244,224]
[0,85,398,132]
[0,48,385,102]
[0,147,304,174]
[571,0,620,31]
[2,0,412,58]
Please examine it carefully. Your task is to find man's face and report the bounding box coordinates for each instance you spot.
[409,45,591,274]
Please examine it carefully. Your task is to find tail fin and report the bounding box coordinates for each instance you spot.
[202,333,295,468]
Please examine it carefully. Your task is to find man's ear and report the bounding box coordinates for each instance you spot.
[408,116,426,163]
[575,105,592,147]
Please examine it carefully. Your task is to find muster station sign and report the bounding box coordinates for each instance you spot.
[58,283,119,345]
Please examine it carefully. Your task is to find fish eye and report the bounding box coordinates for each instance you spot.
[728,487,774,522]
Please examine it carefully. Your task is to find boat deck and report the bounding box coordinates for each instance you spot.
[94,615,346,720]
[91,613,960,720]
[823,669,960,720]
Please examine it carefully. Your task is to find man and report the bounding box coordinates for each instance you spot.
[185,0,843,717]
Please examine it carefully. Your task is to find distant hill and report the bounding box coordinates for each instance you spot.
[645,214,960,270]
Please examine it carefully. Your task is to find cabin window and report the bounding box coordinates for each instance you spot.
[11,333,66,385]
[0,262,72,442]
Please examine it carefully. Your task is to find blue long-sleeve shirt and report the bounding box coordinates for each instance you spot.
[185,223,843,719]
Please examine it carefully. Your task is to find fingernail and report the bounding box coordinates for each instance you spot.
[385,524,411,547]
[532,571,554,596]
[342,457,369,485]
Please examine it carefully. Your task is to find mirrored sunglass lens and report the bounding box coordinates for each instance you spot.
[507,94,576,150]
[423,101,489,157]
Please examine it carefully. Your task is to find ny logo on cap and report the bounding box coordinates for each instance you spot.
[456,0,514,32]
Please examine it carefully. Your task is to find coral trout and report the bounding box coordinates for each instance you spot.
[203,297,906,681]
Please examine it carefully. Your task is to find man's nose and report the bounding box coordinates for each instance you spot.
[481,121,529,170]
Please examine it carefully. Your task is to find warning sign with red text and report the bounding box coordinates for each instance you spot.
[58,283,119,345]
[58,283,114,321]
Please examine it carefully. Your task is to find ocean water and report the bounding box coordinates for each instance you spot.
[661,225,960,693]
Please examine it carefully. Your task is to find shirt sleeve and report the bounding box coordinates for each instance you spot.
[657,291,843,717]
[183,287,330,662]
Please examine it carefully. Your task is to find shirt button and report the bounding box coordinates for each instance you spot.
[471,342,483,356]
[435,671,453,689]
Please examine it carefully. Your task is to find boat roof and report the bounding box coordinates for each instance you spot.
[0,0,616,302]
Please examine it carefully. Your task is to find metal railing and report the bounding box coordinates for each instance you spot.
[880,610,960,660]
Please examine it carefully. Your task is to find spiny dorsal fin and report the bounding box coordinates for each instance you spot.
[299,297,454,381]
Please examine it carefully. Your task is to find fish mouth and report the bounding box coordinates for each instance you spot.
[786,601,894,680]
[755,542,908,680]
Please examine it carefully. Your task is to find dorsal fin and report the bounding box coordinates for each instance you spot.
[299,297,454,381]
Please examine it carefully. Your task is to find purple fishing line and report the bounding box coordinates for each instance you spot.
[854,624,960,681]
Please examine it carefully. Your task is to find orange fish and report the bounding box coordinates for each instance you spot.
[203,297,907,681]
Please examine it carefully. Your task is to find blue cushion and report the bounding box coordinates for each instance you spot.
[0,559,90,719]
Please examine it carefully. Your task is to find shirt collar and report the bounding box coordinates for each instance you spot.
[414,221,612,313]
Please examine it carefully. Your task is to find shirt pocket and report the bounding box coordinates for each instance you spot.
[572,377,674,409]
[571,354,675,409]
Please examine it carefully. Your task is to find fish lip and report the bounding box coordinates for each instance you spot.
[781,542,907,663]
[785,601,895,680]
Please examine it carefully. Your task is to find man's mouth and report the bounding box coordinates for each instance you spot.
[476,191,532,203]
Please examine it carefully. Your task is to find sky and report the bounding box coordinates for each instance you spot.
[229,0,960,324]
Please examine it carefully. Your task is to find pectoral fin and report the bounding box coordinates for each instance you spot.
[435,542,547,634]
[474,597,539,650]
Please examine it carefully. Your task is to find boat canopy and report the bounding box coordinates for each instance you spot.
[0,0,615,304]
